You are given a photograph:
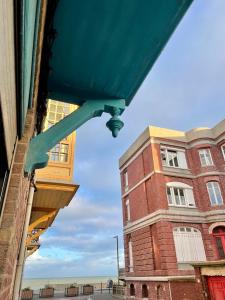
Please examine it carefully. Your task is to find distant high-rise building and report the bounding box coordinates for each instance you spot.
[119,120,225,300]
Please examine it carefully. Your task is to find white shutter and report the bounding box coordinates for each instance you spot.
[173,232,184,262]
[185,189,195,207]
[178,151,188,169]
[173,228,206,262]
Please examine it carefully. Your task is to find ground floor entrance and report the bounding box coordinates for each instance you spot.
[207,276,225,300]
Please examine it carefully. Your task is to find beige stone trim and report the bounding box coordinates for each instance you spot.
[124,209,225,234]
[208,222,225,233]
[122,168,225,197]
[122,172,154,198]
[124,275,195,282]
[201,266,225,276]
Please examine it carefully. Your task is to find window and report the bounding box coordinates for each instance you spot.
[166,182,195,207]
[130,284,135,296]
[128,237,134,272]
[160,147,187,169]
[212,226,225,259]
[142,284,148,298]
[126,199,131,221]
[199,149,213,166]
[124,171,129,191]
[173,227,206,262]
[207,182,223,206]
[49,143,69,162]
[221,144,225,160]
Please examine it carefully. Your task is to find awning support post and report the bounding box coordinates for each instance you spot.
[25,99,125,174]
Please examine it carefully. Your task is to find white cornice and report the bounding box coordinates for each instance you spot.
[121,169,225,197]
[124,275,195,282]
[124,209,225,234]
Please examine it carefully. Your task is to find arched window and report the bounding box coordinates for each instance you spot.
[173,227,206,262]
[166,182,195,207]
[142,284,148,298]
[157,285,163,299]
[130,283,135,296]
[212,226,225,259]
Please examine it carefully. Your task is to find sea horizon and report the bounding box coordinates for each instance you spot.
[22,275,117,290]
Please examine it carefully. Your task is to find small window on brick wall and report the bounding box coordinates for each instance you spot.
[124,171,129,192]
[125,199,131,222]
[207,181,223,206]
[199,149,213,166]
[221,144,225,161]
[166,182,195,208]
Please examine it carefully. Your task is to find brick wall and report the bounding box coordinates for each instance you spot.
[0,110,35,300]
[121,132,225,298]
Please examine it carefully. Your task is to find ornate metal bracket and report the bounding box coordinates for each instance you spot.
[25,99,125,174]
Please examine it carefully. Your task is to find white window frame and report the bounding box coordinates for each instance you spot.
[173,227,206,263]
[166,182,195,208]
[160,147,187,169]
[221,144,225,161]
[126,199,131,221]
[207,181,223,206]
[198,149,213,166]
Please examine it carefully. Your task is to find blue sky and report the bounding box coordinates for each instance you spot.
[24,1,225,278]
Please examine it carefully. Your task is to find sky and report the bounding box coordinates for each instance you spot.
[24,1,225,278]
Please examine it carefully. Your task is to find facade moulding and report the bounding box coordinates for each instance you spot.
[124,275,195,282]
[122,170,225,198]
[124,209,225,234]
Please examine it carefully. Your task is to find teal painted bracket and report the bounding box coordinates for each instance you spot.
[25,99,125,174]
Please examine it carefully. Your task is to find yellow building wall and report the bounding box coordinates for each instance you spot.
[36,100,78,182]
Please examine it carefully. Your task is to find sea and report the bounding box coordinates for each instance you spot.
[22,276,117,290]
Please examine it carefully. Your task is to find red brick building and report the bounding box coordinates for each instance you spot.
[119,121,225,300]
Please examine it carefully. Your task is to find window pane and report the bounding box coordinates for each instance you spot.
[214,182,223,205]
[222,145,225,159]
[207,182,217,205]
[205,150,213,165]
[49,112,55,120]
[57,105,63,113]
[174,188,180,205]
[215,237,225,258]
[49,104,56,112]
[61,144,68,154]
[167,187,173,205]
[179,188,186,205]
[161,149,166,166]
[173,156,179,167]
[199,151,207,166]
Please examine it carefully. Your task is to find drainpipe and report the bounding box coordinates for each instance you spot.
[12,183,35,300]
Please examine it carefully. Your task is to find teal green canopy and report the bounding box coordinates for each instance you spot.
[47,0,193,106]
[24,0,193,173]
